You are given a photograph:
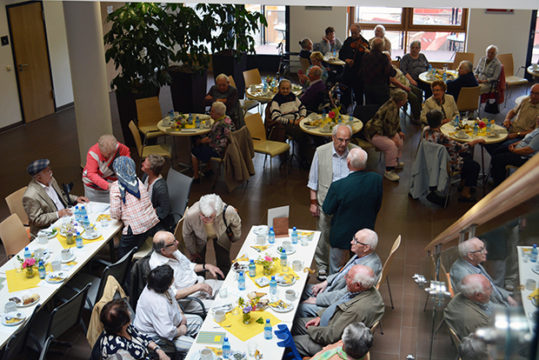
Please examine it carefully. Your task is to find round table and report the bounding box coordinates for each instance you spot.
[440,120,508,144]
[526,65,539,80]
[323,55,345,66]
[419,70,458,85]
[299,113,363,137]
[246,83,302,103]
[157,115,214,136]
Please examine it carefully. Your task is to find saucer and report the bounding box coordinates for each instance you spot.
[61,253,76,264]
[82,231,100,240]
[46,272,66,284]
[2,312,25,326]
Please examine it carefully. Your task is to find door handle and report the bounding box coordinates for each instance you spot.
[17,63,29,71]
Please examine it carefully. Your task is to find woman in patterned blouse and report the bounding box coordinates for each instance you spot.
[98,299,169,360]
[423,110,484,202]
[191,101,235,183]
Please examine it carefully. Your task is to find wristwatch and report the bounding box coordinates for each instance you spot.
[153,345,161,352]
[203,263,206,270]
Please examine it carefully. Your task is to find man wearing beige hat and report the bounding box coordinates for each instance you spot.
[23,159,88,237]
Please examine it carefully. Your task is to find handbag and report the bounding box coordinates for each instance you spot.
[484,82,500,114]
[222,204,235,242]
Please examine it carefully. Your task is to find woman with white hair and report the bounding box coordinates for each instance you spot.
[182,193,241,275]
[474,45,502,94]
[369,24,392,54]
[191,102,235,183]
[400,40,431,97]
[311,322,373,360]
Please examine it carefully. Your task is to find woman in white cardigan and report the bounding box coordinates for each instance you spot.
[420,80,459,126]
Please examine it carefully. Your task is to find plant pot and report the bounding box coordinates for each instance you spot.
[212,52,247,97]
[169,66,207,114]
[25,266,35,278]
[263,266,273,276]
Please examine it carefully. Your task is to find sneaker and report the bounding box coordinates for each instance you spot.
[395,161,405,170]
[384,170,400,182]
[317,269,327,281]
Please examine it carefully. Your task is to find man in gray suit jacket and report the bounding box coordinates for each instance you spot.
[22,159,87,237]
[449,237,517,307]
[293,265,384,357]
[444,274,493,340]
[298,228,382,317]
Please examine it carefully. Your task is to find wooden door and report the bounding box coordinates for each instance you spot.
[8,2,55,123]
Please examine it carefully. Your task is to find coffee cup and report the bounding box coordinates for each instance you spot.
[250,84,256,92]
[285,289,296,301]
[526,279,536,291]
[213,309,226,323]
[37,232,48,244]
[34,248,44,259]
[51,260,61,272]
[283,240,292,252]
[256,234,266,245]
[300,235,309,246]
[61,249,72,261]
[292,260,303,272]
[4,301,17,314]
[200,348,213,360]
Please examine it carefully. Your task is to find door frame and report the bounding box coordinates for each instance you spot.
[6,0,56,124]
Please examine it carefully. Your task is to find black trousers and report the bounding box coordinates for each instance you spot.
[118,224,158,259]
[491,151,528,186]
[461,156,480,187]
[199,237,231,277]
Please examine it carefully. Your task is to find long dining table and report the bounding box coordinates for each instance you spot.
[185,226,320,359]
[0,201,122,348]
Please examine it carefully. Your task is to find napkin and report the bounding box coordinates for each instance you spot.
[215,308,282,342]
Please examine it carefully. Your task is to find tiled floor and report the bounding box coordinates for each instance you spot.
[0,82,534,359]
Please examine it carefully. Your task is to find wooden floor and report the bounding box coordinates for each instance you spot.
[0,84,533,359]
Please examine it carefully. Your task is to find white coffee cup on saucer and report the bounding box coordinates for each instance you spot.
[285,289,296,301]
[51,260,61,272]
[283,240,293,252]
[61,249,72,261]
[213,309,226,322]
[4,301,17,313]
[34,248,44,259]
[292,260,303,272]
[200,348,213,360]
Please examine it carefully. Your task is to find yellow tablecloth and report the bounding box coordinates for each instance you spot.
[56,234,104,249]
[249,260,299,288]
[215,308,282,342]
[6,263,52,292]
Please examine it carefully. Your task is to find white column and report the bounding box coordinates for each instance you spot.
[63,1,112,166]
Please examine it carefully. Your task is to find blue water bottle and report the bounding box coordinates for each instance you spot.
[473,123,479,136]
[222,337,231,358]
[168,110,175,121]
[38,260,46,279]
[442,72,447,82]
[531,244,538,263]
[76,231,83,249]
[238,271,246,291]
[454,115,460,128]
[280,249,288,270]
[80,205,88,219]
[269,276,277,300]
[291,227,298,245]
[24,247,31,259]
[249,259,256,277]
[264,319,273,339]
[74,205,80,222]
[268,227,275,244]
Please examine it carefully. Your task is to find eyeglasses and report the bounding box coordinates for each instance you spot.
[335,137,351,143]
[469,246,486,254]
[351,237,368,246]
[164,239,178,249]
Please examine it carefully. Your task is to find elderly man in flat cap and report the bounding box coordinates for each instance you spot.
[23,159,88,237]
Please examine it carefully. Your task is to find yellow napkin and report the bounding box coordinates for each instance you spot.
[249,259,299,288]
[6,263,52,292]
[56,234,103,249]
[215,307,281,342]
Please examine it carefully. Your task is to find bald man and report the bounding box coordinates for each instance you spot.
[450,237,517,307]
[444,274,493,340]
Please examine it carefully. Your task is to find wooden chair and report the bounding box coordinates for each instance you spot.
[0,214,30,258]
[135,96,166,144]
[456,86,480,114]
[497,53,528,104]
[244,113,290,169]
[173,213,188,256]
[450,52,474,70]
[376,235,402,310]
[128,121,172,160]
[243,68,262,88]
[446,319,462,355]
[5,186,29,226]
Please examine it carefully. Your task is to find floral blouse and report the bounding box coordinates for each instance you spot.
[423,128,471,173]
[209,115,235,157]
[99,325,152,360]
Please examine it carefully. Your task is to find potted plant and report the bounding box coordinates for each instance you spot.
[197,4,266,96]
[104,3,174,146]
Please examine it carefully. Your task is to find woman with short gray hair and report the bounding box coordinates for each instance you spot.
[141,154,172,231]
[182,193,241,275]
[311,322,373,359]
[400,40,431,97]
[369,24,392,54]
[474,44,502,94]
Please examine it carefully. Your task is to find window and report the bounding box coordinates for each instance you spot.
[245,4,286,55]
[352,7,468,63]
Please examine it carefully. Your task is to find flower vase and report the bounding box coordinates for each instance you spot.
[25,266,35,278]
[263,265,272,276]
[65,233,75,245]
[243,313,251,324]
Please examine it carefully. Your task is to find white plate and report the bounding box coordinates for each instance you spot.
[2,312,25,327]
[532,266,539,276]
[276,274,297,287]
[255,277,270,287]
[39,229,58,239]
[232,261,249,273]
[277,246,296,256]
[269,301,294,313]
[61,254,76,264]
[46,272,66,284]
[82,231,100,240]
[252,226,268,236]
[16,294,40,308]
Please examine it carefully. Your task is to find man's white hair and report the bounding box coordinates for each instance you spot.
[347,147,368,170]
[332,124,352,137]
[460,274,489,298]
[351,265,376,288]
[486,44,498,55]
[356,229,378,250]
[215,73,229,83]
[374,24,386,35]
[342,322,373,359]
[211,101,227,117]
[458,237,481,257]
[98,134,118,156]
[199,193,224,217]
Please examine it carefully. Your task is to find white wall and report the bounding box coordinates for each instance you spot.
[43,1,73,107]
[467,9,533,73]
[289,6,348,53]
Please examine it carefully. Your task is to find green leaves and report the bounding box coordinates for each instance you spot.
[256,317,264,324]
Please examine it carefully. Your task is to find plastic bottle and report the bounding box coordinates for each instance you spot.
[291,227,298,245]
[531,244,538,263]
[249,259,256,277]
[195,115,201,128]
[238,271,246,291]
[188,113,193,125]
[168,110,175,121]
[268,227,275,244]
[222,337,231,359]
[83,216,91,229]
[80,205,88,219]
[24,247,31,259]
[76,231,83,249]
[280,249,288,270]
[38,260,46,279]
[454,114,460,128]
[74,205,80,222]
[442,72,447,82]
[269,276,277,300]
[264,319,273,339]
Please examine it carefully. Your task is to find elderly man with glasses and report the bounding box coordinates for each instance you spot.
[23,159,88,238]
[450,237,517,306]
[298,229,382,317]
[149,230,224,314]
